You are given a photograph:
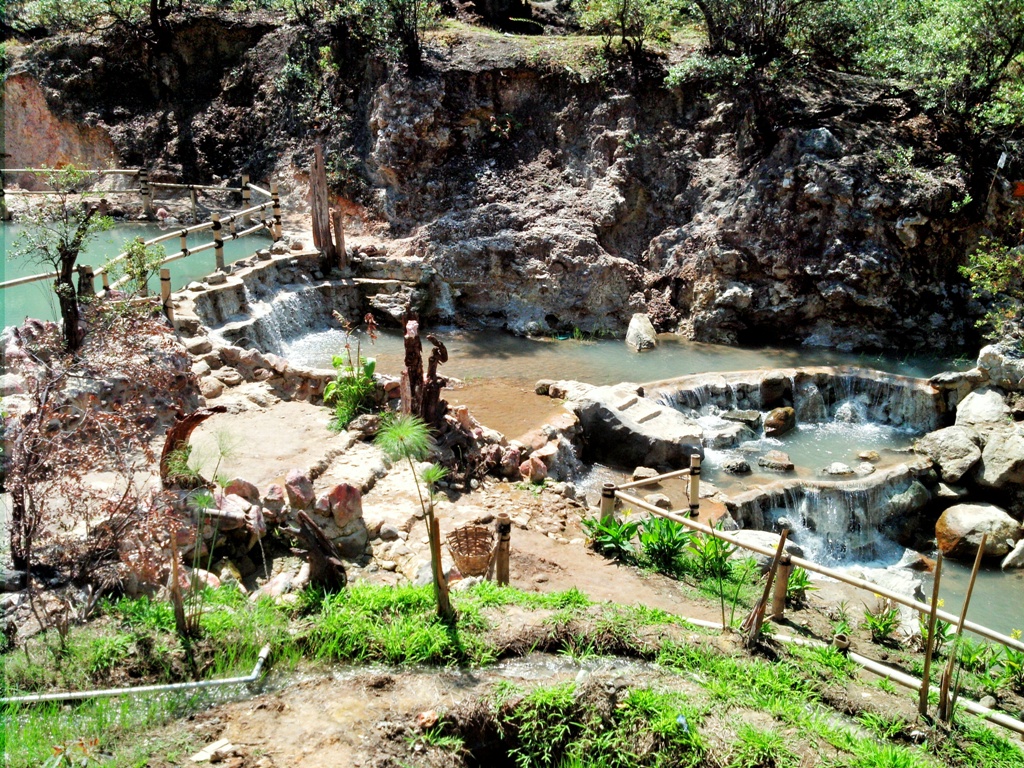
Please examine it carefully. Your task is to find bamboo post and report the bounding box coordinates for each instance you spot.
[241,174,251,225]
[101,270,110,290]
[0,185,6,221]
[919,552,944,717]
[212,213,224,271]
[599,483,616,525]
[429,516,453,619]
[189,186,198,219]
[179,229,188,257]
[160,268,173,322]
[771,552,793,620]
[77,265,96,297]
[332,209,347,270]
[939,535,986,722]
[271,182,282,241]
[743,529,788,645]
[688,454,701,516]
[139,169,153,217]
[496,513,511,586]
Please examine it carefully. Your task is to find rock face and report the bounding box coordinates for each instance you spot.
[914,426,982,483]
[935,503,1022,560]
[625,314,658,351]
[566,383,703,469]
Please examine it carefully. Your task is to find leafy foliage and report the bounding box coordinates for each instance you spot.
[104,237,166,298]
[639,515,691,575]
[959,223,1024,345]
[581,514,641,561]
[575,0,672,59]
[324,352,376,429]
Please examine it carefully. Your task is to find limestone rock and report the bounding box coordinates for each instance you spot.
[199,376,224,399]
[955,387,1010,426]
[632,466,660,481]
[914,426,982,483]
[764,407,796,437]
[886,481,930,516]
[625,313,657,351]
[758,451,794,471]
[721,410,761,428]
[1002,539,1024,569]
[705,421,755,449]
[285,469,315,510]
[822,462,854,476]
[213,367,244,387]
[184,336,213,355]
[977,344,1024,391]
[974,425,1024,488]
[936,502,1022,560]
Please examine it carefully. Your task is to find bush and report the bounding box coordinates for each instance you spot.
[959,223,1024,344]
[324,353,376,429]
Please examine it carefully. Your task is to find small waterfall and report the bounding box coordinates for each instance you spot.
[795,381,827,422]
[233,279,335,354]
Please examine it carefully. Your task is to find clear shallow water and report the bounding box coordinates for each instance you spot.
[283,326,958,385]
[1,223,270,326]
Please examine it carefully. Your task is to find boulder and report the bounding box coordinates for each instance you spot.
[0,568,26,593]
[914,426,982,483]
[758,450,795,471]
[520,455,547,484]
[721,410,761,428]
[722,458,751,474]
[568,383,703,469]
[644,493,673,510]
[974,425,1024,488]
[263,484,287,515]
[955,387,1010,426]
[499,445,522,478]
[625,313,658,351]
[977,344,1024,390]
[1002,539,1024,569]
[936,502,1022,560]
[328,483,363,528]
[213,367,244,387]
[886,481,930,516]
[199,376,224,399]
[764,407,796,437]
[632,466,660,482]
[704,421,755,449]
[728,530,805,573]
[285,469,315,510]
[348,413,381,439]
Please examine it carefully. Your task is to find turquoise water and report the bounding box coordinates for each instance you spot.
[1,223,270,326]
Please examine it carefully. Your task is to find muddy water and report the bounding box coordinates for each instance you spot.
[1,223,271,326]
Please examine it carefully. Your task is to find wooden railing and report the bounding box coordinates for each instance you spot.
[598,458,1024,657]
[0,169,284,317]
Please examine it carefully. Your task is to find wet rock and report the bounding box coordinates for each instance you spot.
[705,421,755,449]
[758,451,794,471]
[328,483,363,528]
[936,502,1022,560]
[955,387,1010,426]
[764,407,796,437]
[855,462,876,476]
[722,458,751,474]
[285,469,315,510]
[1001,539,1024,569]
[722,410,761,428]
[858,450,881,462]
[822,462,854,476]
[974,425,1024,488]
[728,530,804,573]
[886,481,930,516]
[625,313,657,351]
[914,426,982,483]
[934,482,969,502]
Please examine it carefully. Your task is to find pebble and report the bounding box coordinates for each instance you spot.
[380,560,398,572]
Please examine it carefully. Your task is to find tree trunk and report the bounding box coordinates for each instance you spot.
[160,407,228,488]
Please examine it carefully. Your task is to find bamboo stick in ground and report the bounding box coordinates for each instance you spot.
[919,551,944,717]
[938,535,986,722]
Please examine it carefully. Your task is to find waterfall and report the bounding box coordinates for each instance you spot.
[214,278,335,354]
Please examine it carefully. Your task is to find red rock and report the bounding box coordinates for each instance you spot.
[415,710,438,729]
[328,483,363,528]
[263,484,287,514]
[285,469,314,510]
[519,456,547,484]
[223,478,260,503]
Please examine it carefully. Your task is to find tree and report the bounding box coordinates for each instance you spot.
[576,0,671,61]
[375,414,454,621]
[13,166,112,351]
[960,216,1024,344]
[687,0,823,64]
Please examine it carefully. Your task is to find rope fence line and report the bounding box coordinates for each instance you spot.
[600,457,1024,658]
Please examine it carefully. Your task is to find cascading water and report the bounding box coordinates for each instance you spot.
[219,278,335,354]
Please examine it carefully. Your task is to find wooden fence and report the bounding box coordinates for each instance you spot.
[0,168,284,321]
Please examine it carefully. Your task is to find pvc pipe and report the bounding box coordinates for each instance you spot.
[773,634,1024,738]
[1,645,271,705]
[614,490,1024,655]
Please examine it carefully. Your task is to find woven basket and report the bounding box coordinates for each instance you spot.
[446,524,496,577]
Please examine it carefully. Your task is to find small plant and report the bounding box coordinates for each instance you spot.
[43,737,103,768]
[727,723,795,768]
[163,444,203,488]
[324,314,378,430]
[875,677,898,694]
[685,528,735,579]
[104,237,165,297]
[406,725,465,754]
[581,514,640,562]
[862,597,901,645]
[919,599,954,656]
[997,629,1024,693]
[639,515,690,575]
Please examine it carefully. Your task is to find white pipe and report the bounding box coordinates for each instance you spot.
[773,634,1024,737]
[1,645,271,705]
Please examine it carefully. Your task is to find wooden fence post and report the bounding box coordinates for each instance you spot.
[179,229,188,258]
[189,186,198,220]
[332,209,347,270]
[429,516,453,619]
[599,482,616,525]
[496,513,511,586]
[688,453,701,516]
[310,144,337,269]
[77,265,96,297]
[271,182,282,241]
[241,174,251,225]
[212,213,224,271]
[160,268,173,322]
[771,553,793,620]
[139,169,153,217]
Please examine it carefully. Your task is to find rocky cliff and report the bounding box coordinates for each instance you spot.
[5,17,1014,353]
